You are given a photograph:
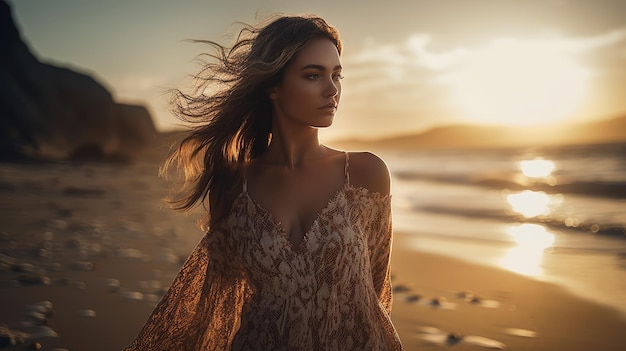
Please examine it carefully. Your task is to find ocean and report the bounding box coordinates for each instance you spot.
[381,142,626,317]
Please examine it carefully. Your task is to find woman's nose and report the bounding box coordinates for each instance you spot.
[325,79,339,97]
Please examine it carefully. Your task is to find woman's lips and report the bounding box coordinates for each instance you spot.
[319,103,337,111]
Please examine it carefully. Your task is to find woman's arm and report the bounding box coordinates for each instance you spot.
[348,152,394,313]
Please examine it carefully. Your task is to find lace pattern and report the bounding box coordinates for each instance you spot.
[124,184,402,350]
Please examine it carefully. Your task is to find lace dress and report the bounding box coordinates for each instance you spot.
[124,153,402,350]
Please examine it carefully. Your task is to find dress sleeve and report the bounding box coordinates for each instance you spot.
[123,226,251,351]
[367,195,394,315]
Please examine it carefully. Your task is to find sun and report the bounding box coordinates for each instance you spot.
[446,38,589,126]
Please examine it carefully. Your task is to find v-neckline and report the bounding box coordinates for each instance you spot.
[242,182,350,251]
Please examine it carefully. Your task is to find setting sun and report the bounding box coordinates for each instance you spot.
[446,38,589,126]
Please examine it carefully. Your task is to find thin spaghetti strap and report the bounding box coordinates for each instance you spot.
[344,151,350,185]
[242,166,248,193]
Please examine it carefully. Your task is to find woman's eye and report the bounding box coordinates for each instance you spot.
[305,73,343,81]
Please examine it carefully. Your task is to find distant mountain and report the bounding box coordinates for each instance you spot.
[0,0,156,161]
[331,115,626,150]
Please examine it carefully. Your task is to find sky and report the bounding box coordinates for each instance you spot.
[8,0,626,141]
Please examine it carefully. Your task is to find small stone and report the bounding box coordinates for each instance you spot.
[392,284,411,293]
[121,291,144,301]
[430,296,447,307]
[26,326,58,338]
[77,309,96,317]
[11,263,35,273]
[0,324,26,346]
[26,301,54,317]
[117,248,144,260]
[446,332,464,345]
[25,312,48,325]
[37,248,51,259]
[405,294,422,303]
[102,278,121,292]
[470,295,483,304]
[17,274,51,286]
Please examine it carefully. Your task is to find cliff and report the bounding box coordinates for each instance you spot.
[0,0,156,161]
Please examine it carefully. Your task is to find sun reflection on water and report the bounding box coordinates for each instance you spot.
[500,224,555,277]
[518,157,555,178]
[507,190,551,217]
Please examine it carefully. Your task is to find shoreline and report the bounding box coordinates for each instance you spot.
[393,228,626,320]
[391,233,626,350]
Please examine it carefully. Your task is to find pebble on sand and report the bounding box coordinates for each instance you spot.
[120,290,144,301]
[102,278,121,292]
[0,325,26,346]
[77,309,97,318]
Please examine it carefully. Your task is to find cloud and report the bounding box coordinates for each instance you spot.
[334,27,626,138]
[559,28,626,52]
[344,27,626,93]
[347,33,467,75]
[342,33,459,104]
[404,34,468,70]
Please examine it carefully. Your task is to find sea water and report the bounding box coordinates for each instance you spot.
[382,142,626,317]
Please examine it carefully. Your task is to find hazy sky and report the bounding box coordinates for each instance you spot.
[8,0,626,140]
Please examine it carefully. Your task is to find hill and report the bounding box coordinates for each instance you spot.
[330,114,626,150]
[1,0,156,161]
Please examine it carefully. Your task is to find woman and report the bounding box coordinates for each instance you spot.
[124,14,402,350]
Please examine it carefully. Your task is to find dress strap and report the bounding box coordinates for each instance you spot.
[344,152,350,185]
[242,166,248,193]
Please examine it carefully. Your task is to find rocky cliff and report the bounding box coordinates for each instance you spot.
[0,0,156,161]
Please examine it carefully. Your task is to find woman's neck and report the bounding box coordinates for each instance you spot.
[262,124,327,169]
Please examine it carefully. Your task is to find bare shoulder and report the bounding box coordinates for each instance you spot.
[348,151,391,196]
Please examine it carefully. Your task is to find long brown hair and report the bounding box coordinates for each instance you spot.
[162,15,342,229]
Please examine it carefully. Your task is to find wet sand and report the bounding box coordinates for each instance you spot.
[391,235,626,350]
[1,148,625,350]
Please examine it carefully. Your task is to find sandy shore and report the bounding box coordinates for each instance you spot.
[1,155,625,350]
[390,234,626,350]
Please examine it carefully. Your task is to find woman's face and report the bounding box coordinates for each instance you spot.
[268,38,342,129]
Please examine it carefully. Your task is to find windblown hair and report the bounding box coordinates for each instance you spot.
[162,15,342,229]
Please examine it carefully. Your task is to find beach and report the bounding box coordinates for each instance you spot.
[1,141,626,350]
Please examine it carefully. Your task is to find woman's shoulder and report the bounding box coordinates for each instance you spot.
[347,151,390,196]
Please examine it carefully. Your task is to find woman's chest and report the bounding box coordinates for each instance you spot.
[225,194,369,279]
